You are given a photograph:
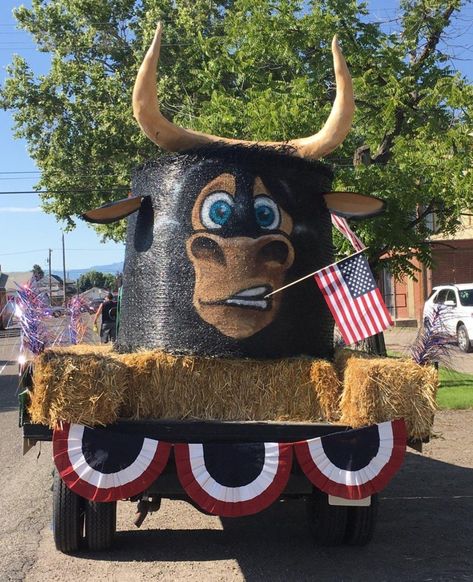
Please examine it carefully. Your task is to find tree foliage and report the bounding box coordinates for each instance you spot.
[31,264,44,280]
[77,270,117,292]
[1,0,472,278]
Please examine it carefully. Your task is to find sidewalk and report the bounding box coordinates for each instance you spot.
[384,327,473,374]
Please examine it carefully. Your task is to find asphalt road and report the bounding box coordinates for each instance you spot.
[384,326,473,374]
[1,333,473,581]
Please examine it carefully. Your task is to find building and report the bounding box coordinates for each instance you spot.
[35,274,77,305]
[0,270,33,329]
[79,287,110,302]
[383,214,473,326]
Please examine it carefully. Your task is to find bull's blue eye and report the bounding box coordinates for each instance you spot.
[254,196,280,230]
[201,192,234,229]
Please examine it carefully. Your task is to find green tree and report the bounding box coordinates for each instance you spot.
[1,0,472,277]
[32,264,44,281]
[77,270,117,293]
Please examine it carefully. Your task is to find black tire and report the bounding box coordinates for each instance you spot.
[85,500,117,551]
[306,490,348,546]
[457,324,473,353]
[344,494,378,546]
[53,472,84,553]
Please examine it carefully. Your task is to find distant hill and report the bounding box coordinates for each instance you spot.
[53,261,123,281]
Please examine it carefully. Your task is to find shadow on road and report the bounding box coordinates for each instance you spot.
[0,364,19,412]
[79,451,473,581]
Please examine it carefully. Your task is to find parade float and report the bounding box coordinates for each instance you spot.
[19,23,438,552]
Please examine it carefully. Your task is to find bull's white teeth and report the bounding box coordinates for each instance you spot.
[234,286,267,298]
[226,299,268,309]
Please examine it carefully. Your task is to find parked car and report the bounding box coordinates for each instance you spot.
[422,284,473,352]
[43,306,67,318]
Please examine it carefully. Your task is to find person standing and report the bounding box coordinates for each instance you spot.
[93,293,118,343]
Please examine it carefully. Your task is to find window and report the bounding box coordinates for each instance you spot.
[445,290,457,305]
[459,289,473,306]
[433,289,449,304]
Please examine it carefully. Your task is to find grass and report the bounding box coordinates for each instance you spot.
[381,350,473,410]
[437,368,473,410]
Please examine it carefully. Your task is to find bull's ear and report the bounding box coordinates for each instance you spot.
[82,196,144,224]
[323,192,385,219]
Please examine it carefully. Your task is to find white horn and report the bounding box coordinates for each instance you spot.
[133,24,354,159]
[289,36,355,159]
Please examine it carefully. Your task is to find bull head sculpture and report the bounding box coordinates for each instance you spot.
[83,23,384,358]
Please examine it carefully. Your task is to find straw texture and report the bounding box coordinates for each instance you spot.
[339,356,438,440]
[29,345,340,427]
[29,345,127,427]
[29,345,438,439]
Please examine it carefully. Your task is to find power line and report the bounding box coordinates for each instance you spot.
[0,188,129,195]
[0,248,123,256]
[0,249,49,256]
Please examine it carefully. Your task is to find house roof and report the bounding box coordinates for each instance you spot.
[36,274,63,288]
[79,286,109,297]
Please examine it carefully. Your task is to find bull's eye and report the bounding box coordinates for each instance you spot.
[201,192,234,229]
[254,196,280,230]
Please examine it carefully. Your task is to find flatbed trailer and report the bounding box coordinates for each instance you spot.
[21,413,415,553]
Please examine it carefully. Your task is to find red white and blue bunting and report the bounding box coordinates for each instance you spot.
[294,419,407,500]
[52,419,406,509]
[174,442,293,517]
[53,423,171,502]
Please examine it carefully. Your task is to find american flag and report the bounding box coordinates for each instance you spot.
[314,252,392,344]
[330,214,366,252]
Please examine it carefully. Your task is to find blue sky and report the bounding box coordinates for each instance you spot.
[0,1,472,274]
[0,1,125,273]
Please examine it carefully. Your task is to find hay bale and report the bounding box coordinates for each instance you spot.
[30,344,436,436]
[29,345,128,428]
[339,357,438,440]
[119,353,338,422]
[29,346,342,425]
[309,360,343,421]
[119,351,197,420]
[333,348,375,379]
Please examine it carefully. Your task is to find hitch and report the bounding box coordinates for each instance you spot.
[134,494,161,528]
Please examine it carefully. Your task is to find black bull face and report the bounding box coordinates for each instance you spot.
[84,146,382,358]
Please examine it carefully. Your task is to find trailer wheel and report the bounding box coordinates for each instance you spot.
[53,472,84,553]
[85,500,117,551]
[344,495,378,546]
[306,491,348,546]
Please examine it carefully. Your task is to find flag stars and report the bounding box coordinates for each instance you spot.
[340,254,376,299]
[315,251,392,345]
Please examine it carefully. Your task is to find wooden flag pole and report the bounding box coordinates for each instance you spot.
[264,270,321,298]
[264,248,368,299]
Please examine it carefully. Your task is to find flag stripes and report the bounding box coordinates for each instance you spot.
[330,214,366,252]
[315,256,392,344]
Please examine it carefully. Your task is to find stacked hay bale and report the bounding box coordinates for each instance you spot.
[28,345,438,440]
[29,345,127,427]
[120,351,342,423]
[338,353,438,441]
[29,345,342,427]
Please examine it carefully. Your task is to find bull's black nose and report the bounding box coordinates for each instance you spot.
[189,236,226,266]
[257,240,291,266]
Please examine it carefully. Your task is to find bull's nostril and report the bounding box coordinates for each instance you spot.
[257,240,291,265]
[190,236,226,265]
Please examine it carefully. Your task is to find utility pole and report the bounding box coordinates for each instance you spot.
[62,233,67,306]
[47,249,52,305]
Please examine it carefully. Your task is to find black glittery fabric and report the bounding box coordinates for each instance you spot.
[116,145,335,358]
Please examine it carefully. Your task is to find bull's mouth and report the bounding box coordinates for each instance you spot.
[199,285,273,311]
